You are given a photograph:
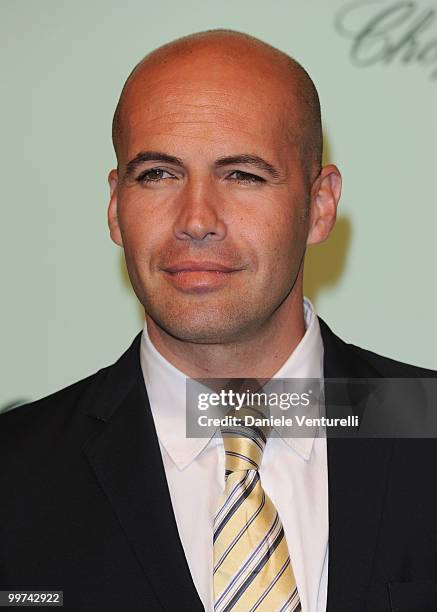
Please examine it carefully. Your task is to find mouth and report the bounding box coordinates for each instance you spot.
[161,261,243,292]
[163,261,240,273]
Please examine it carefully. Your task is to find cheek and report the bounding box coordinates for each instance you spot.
[120,217,151,260]
[240,205,306,269]
[117,193,166,259]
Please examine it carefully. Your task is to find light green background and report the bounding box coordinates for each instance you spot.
[1,0,436,410]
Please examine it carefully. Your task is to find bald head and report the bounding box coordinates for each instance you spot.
[112,29,322,180]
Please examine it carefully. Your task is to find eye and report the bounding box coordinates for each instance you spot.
[227,170,265,184]
[136,168,176,183]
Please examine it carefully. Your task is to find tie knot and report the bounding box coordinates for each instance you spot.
[220,405,271,475]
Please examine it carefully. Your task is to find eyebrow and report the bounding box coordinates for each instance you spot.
[125,151,184,178]
[124,151,282,180]
[214,155,281,179]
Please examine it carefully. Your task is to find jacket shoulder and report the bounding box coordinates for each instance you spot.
[0,367,108,444]
[347,342,437,378]
[0,332,142,450]
[318,316,436,378]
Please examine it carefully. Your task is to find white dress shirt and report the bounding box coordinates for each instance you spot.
[140,297,328,612]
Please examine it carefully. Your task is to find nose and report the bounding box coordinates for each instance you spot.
[173,176,227,242]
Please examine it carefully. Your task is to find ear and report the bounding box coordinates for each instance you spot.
[107,169,123,247]
[306,164,342,246]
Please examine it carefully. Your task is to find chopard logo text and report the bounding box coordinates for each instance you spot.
[335,0,437,80]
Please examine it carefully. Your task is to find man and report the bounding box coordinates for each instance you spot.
[1,29,436,612]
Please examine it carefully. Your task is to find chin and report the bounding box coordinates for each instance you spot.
[160,319,241,344]
[147,306,258,345]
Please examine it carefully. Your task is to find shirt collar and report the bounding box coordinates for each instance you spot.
[140,297,324,469]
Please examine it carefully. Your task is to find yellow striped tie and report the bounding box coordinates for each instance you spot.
[213,407,301,612]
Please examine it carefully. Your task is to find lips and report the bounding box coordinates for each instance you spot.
[163,261,240,273]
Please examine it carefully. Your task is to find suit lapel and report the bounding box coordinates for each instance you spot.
[81,333,204,612]
[319,318,393,611]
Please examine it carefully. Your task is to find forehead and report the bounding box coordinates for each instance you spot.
[117,57,300,163]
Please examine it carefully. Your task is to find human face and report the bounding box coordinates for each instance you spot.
[108,56,317,344]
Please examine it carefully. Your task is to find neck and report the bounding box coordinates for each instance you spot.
[145,285,307,379]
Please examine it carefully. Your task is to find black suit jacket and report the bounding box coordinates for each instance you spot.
[1,318,437,611]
